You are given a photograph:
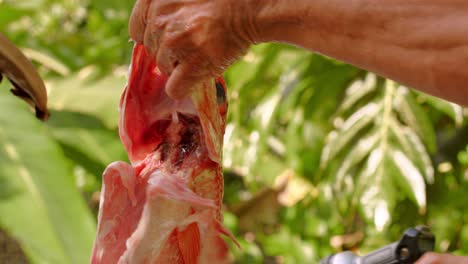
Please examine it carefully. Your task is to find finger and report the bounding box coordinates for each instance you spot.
[165,62,202,99]
[144,25,162,58]
[156,46,178,76]
[143,3,170,58]
[129,0,151,43]
[156,22,188,75]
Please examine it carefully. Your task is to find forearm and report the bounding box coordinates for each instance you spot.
[249,0,468,105]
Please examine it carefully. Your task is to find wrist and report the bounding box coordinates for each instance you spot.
[247,0,306,44]
[230,0,305,45]
[237,0,360,54]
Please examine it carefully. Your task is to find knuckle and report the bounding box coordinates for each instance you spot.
[164,32,185,48]
[151,18,166,32]
[143,35,157,52]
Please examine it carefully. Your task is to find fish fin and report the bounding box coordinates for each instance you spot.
[215,220,241,249]
[148,174,217,209]
[178,222,201,264]
[91,162,137,264]
[155,228,184,264]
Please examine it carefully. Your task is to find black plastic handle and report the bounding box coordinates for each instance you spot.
[319,226,435,264]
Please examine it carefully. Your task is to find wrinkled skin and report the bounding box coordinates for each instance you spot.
[129,0,468,106]
[129,0,252,99]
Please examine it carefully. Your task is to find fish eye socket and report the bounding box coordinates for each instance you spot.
[215,81,226,104]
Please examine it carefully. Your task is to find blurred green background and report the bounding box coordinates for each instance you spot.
[0,0,467,263]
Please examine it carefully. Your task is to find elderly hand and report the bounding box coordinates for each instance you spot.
[129,0,256,99]
[416,253,468,264]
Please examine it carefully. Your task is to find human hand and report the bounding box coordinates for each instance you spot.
[129,0,256,99]
[416,253,468,264]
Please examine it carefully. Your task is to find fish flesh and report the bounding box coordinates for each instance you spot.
[91,44,235,264]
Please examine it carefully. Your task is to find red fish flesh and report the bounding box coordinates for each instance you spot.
[91,44,236,264]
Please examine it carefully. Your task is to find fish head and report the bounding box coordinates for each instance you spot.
[120,44,228,165]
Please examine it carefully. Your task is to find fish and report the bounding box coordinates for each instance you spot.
[91,44,236,264]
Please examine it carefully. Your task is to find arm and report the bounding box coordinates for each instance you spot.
[129,0,468,105]
[251,0,468,105]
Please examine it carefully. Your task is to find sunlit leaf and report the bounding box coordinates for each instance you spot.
[321,103,381,166]
[46,110,127,176]
[334,131,379,189]
[322,79,435,230]
[394,87,437,153]
[388,149,426,210]
[252,93,282,130]
[416,92,464,127]
[390,120,434,183]
[0,4,28,26]
[337,73,377,114]
[47,70,125,128]
[0,86,95,264]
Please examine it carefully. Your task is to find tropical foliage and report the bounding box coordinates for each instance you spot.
[0,1,467,263]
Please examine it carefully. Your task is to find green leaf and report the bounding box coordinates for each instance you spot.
[394,87,437,153]
[260,227,316,263]
[0,5,29,27]
[353,148,384,204]
[2,0,46,10]
[388,149,427,210]
[46,110,127,176]
[285,114,325,177]
[0,86,96,264]
[337,73,377,114]
[390,120,434,183]
[321,103,381,167]
[47,70,125,129]
[322,79,436,231]
[334,131,380,189]
[416,92,464,127]
[252,92,282,131]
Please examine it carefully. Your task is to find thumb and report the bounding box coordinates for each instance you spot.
[165,61,203,100]
[129,0,150,42]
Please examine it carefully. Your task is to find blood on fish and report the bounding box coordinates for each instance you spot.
[142,119,171,145]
